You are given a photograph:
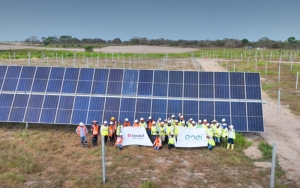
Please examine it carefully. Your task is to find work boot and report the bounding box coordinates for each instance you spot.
[227,143,230,149]
[81,141,84,147]
[231,144,234,150]
[84,141,88,148]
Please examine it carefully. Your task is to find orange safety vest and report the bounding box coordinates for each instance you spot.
[154,137,162,147]
[133,123,139,127]
[92,125,99,135]
[115,137,123,145]
[123,122,131,127]
[77,126,87,136]
[148,121,153,129]
[108,126,115,137]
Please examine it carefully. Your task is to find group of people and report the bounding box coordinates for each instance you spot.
[75,114,236,151]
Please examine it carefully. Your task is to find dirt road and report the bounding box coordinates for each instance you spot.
[197,58,300,185]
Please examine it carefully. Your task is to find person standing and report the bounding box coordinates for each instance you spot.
[76,122,88,148]
[110,117,117,142]
[173,120,181,140]
[115,133,123,150]
[150,121,157,142]
[221,118,228,148]
[178,114,185,126]
[116,121,122,137]
[227,125,236,150]
[153,133,162,150]
[133,119,140,127]
[168,133,176,150]
[123,118,131,127]
[91,120,99,147]
[139,117,147,128]
[146,116,154,139]
[170,115,176,126]
[101,121,108,145]
[196,120,203,128]
[165,121,174,144]
[213,123,222,146]
[158,122,166,144]
[108,122,115,146]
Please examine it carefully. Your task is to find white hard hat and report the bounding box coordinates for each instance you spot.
[164,119,168,122]
[161,122,164,125]
[189,118,193,121]
[192,121,195,124]
[124,118,128,121]
[158,118,162,121]
[104,121,107,124]
[170,132,174,135]
[203,119,207,122]
[229,125,234,129]
[148,116,152,119]
[140,117,144,120]
[120,133,123,136]
[152,121,156,124]
[109,121,113,125]
[180,116,184,118]
[134,119,138,123]
[198,120,202,123]
[222,118,226,122]
[79,122,84,126]
[168,121,171,124]
[175,120,178,123]
[171,115,175,118]
[212,119,217,123]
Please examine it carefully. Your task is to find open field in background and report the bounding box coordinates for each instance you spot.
[0,123,297,188]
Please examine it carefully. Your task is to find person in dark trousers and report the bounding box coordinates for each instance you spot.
[91,120,99,147]
[168,132,176,150]
[76,122,88,148]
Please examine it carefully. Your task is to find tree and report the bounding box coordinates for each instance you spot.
[287,37,296,44]
[24,36,40,45]
[224,40,237,48]
[242,39,249,45]
[112,38,122,44]
[84,46,93,52]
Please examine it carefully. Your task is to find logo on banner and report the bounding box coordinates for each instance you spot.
[127,134,131,137]
[127,133,144,139]
[185,135,202,141]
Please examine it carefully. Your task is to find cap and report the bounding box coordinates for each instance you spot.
[111,117,115,120]
[124,118,128,121]
[152,121,156,124]
[192,121,195,124]
[175,120,179,123]
[171,115,175,118]
[222,118,226,122]
[140,117,144,121]
[104,121,107,124]
[134,119,138,123]
[109,121,113,125]
[148,116,152,119]
[79,122,84,126]
[198,120,202,123]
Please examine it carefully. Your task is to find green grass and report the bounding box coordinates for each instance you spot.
[258,142,273,160]
[235,133,252,148]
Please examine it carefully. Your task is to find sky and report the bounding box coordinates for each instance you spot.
[0,0,299,42]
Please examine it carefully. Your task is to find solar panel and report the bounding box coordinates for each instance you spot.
[0,66,264,132]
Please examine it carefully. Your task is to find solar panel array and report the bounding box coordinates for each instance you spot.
[0,66,264,132]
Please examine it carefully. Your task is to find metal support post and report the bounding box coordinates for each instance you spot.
[277,90,281,114]
[102,135,106,183]
[270,143,277,188]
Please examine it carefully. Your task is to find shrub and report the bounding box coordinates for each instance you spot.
[141,181,156,188]
[258,142,273,160]
[235,133,252,148]
[85,46,94,52]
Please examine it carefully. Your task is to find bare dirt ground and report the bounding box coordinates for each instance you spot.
[197,58,300,186]
[0,44,198,53]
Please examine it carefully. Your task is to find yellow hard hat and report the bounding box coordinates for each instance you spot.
[111,117,115,120]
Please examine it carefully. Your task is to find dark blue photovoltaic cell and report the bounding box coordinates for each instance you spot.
[154,70,168,83]
[119,112,135,123]
[31,80,48,92]
[35,67,50,79]
[167,100,182,117]
[153,83,167,96]
[168,84,182,97]
[184,71,198,84]
[246,86,261,99]
[199,72,213,85]
[122,82,137,95]
[247,103,263,116]
[215,72,229,85]
[124,70,138,82]
[64,68,79,80]
[199,85,213,98]
[169,71,183,84]
[248,117,264,132]
[12,94,29,107]
[49,67,65,79]
[0,108,10,121]
[185,114,198,122]
[56,110,72,123]
[152,99,167,114]
[135,112,149,120]
[58,96,74,109]
[76,81,92,94]
[40,109,56,123]
[46,80,62,92]
[231,117,247,131]
[199,115,214,123]
[94,69,108,81]
[87,111,103,123]
[2,79,18,91]
[71,110,88,124]
[74,96,90,110]
[231,102,246,116]
[215,115,231,125]
[215,101,230,116]
[0,66,7,77]
[184,85,198,98]
[103,111,119,122]
[0,78,3,88]
[6,66,21,78]
[61,81,77,93]
[199,101,214,115]
[108,69,123,81]
[25,108,41,122]
[245,73,260,86]
[92,81,107,94]
[137,83,152,96]
[136,99,151,112]
[20,67,36,78]
[27,95,44,108]
[183,100,198,115]
[89,97,105,111]
[17,79,33,91]
[43,95,59,108]
[105,98,120,111]
[230,72,244,85]
[120,98,136,112]
[107,82,122,95]
[9,108,26,121]
[230,86,245,99]
[139,70,153,82]
[79,68,94,80]
[0,94,14,107]
[215,85,229,99]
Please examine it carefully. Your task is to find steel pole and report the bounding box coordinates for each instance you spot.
[296,71,298,90]
[277,90,281,114]
[278,63,281,82]
[102,135,106,183]
[270,143,277,188]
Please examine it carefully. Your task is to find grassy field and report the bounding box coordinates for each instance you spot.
[0,123,296,188]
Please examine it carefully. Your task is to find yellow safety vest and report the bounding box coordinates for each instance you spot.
[174,125,179,135]
[102,126,108,136]
[159,126,165,136]
[166,126,172,135]
[151,126,157,135]
[222,128,228,137]
[206,128,213,137]
[139,122,146,128]
[208,137,215,146]
[116,125,122,135]
[168,137,175,144]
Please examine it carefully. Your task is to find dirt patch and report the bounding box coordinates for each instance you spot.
[254,162,271,168]
[243,147,262,159]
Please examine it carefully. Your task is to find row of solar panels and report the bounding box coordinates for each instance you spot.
[0,93,263,132]
[0,66,261,99]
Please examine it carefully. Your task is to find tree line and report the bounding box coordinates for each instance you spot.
[24,36,299,49]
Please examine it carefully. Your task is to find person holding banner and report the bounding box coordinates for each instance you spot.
[133,120,139,127]
[202,119,209,129]
[115,133,123,150]
[123,118,131,127]
[101,121,108,145]
[227,125,236,150]
[147,117,155,139]
[116,121,122,137]
[178,114,185,126]
[153,133,162,150]
[158,122,166,144]
[213,123,222,146]
[207,135,215,150]
[168,133,176,150]
[196,120,203,128]
[139,118,147,128]
[151,121,158,142]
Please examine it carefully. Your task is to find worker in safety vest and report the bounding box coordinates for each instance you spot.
[188,121,196,128]
[173,120,181,140]
[165,121,174,144]
[178,113,185,126]
[123,118,131,127]
[108,121,115,146]
[139,117,147,128]
[213,123,222,146]
[101,121,108,144]
[110,117,117,141]
[150,121,157,142]
[168,132,176,150]
[220,118,228,148]
[91,120,99,147]
[133,119,139,127]
[202,119,209,129]
[115,133,123,150]
[158,122,166,144]
[207,134,215,150]
[211,119,218,130]
[196,120,203,128]
[153,133,162,150]
[116,121,122,137]
[170,115,176,126]
[186,118,193,127]
[206,123,213,138]
[227,125,236,150]
[147,116,154,139]
[76,122,88,148]
[156,118,162,126]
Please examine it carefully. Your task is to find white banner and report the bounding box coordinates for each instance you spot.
[175,127,208,147]
[121,127,153,146]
